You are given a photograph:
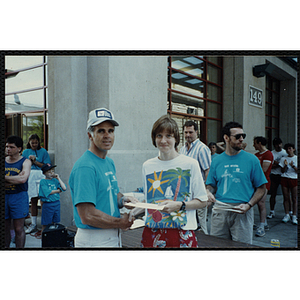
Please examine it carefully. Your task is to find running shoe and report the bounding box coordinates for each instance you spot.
[267,212,275,219]
[25,224,38,234]
[292,215,298,225]
[282,214,291,223]
[255,227,265,237]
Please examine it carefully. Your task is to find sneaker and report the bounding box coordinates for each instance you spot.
[264,224,270,231]
[25,224,38,234]
[292,216,298,225]
[282,214,291,223]
[267,212,275,219]
[255,227,265,237]
[253,224,258,230]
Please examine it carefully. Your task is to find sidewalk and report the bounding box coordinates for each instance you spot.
[14,195,298,249]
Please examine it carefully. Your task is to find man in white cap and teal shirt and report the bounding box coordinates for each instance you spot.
[69,108,138,247]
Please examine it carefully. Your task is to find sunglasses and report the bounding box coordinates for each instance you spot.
[230,133,246,140]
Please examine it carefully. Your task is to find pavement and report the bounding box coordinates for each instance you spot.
[9,194,298,249]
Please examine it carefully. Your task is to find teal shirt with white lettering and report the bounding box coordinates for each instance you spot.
[206,150,267,204]
[69,150,120,229]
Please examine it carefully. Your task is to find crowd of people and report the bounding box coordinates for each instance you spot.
[5,134,67,248]
[4,107,297,248]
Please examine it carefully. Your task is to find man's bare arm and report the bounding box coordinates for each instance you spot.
[76,202,134,230]
[5,159,31,184]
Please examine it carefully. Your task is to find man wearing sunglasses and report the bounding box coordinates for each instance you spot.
[206,122,267,245]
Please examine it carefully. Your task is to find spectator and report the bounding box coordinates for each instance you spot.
[267,138,288,219]
[206,122,267,244]
[23,134,51,234]
[208,142,219,160]
[179,120,211,234]
[5,136,31,248]
[279,143,297,225]
[69,108,138,247]
[133,115,209,248]
[253,136,274,237]
[39,164,67,232]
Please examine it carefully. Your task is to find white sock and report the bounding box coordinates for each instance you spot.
[31,216,37,226]
[260,223,265,229]
[270,210,274,214]
[289,211,293,215]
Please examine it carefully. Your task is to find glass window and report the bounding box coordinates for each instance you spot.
[5,67,44,94]
[171,70,205,97]
[22,113,45,148]
[5,89,45,113]
[5,56,44,70]
[207,64,222,85]
[265,75,280,149]
[272,93,279,106]
[207,101,222,119]
[171,92,205,116]
[205,56,222,66]
[169,56,223,144]
[207,119,222,145]
[172,56,205,78]
[5,56,48,148]
[207,84,222,102]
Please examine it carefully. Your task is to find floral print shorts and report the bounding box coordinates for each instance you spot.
[141,227,198,248]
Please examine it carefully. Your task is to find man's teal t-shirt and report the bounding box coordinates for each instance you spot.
[69,150,120,229]
[206,150,267,204]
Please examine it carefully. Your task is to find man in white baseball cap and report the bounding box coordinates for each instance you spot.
[86,107,119,130]
[69,108,138,247]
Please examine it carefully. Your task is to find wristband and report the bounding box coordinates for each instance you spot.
[247,202,253,208]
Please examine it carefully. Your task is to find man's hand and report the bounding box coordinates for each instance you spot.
[120,213,135,230]
[232,203,251,214]
[206,189,216,203]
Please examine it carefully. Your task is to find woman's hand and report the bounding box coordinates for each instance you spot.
[123,196,139,210]
[160,200,181,214]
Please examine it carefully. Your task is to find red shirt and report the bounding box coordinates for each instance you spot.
[255,150,274,190]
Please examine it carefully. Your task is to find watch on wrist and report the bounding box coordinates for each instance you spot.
[180,201,186,211]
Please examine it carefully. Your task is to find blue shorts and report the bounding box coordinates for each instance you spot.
[41,201,60,225]
[5,191,29,220]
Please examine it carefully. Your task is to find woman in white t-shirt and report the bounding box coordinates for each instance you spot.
[130,115,210,248]
[279,143,297,225]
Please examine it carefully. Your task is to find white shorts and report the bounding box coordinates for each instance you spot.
[28,170,45,199]
[75,228,122,248]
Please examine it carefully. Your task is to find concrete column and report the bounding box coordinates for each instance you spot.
[106,56,168,192]
[47,56,88,226]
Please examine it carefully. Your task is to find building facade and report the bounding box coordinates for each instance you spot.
[5,54,298,226]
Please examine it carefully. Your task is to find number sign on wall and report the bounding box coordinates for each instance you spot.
[249,85,263,108]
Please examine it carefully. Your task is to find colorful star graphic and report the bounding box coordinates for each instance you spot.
[147,170,169,197]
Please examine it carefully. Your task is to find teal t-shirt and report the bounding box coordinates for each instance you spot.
[69,150,120,229]
[39,178,64,202]
[23,148,51,170]
[206,150,267,204]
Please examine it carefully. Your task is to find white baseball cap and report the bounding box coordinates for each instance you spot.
[86,108,119,130]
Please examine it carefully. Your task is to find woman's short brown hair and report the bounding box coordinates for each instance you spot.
[151,115,180,148]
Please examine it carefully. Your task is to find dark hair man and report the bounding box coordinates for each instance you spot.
[206,122,267,244]
[5,135,31,248]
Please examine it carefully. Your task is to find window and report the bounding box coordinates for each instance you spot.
[265,75,280,149]
[168,56,223,148]
[5,56,48,148]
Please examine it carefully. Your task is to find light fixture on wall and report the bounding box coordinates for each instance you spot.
[253,63,276,78]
